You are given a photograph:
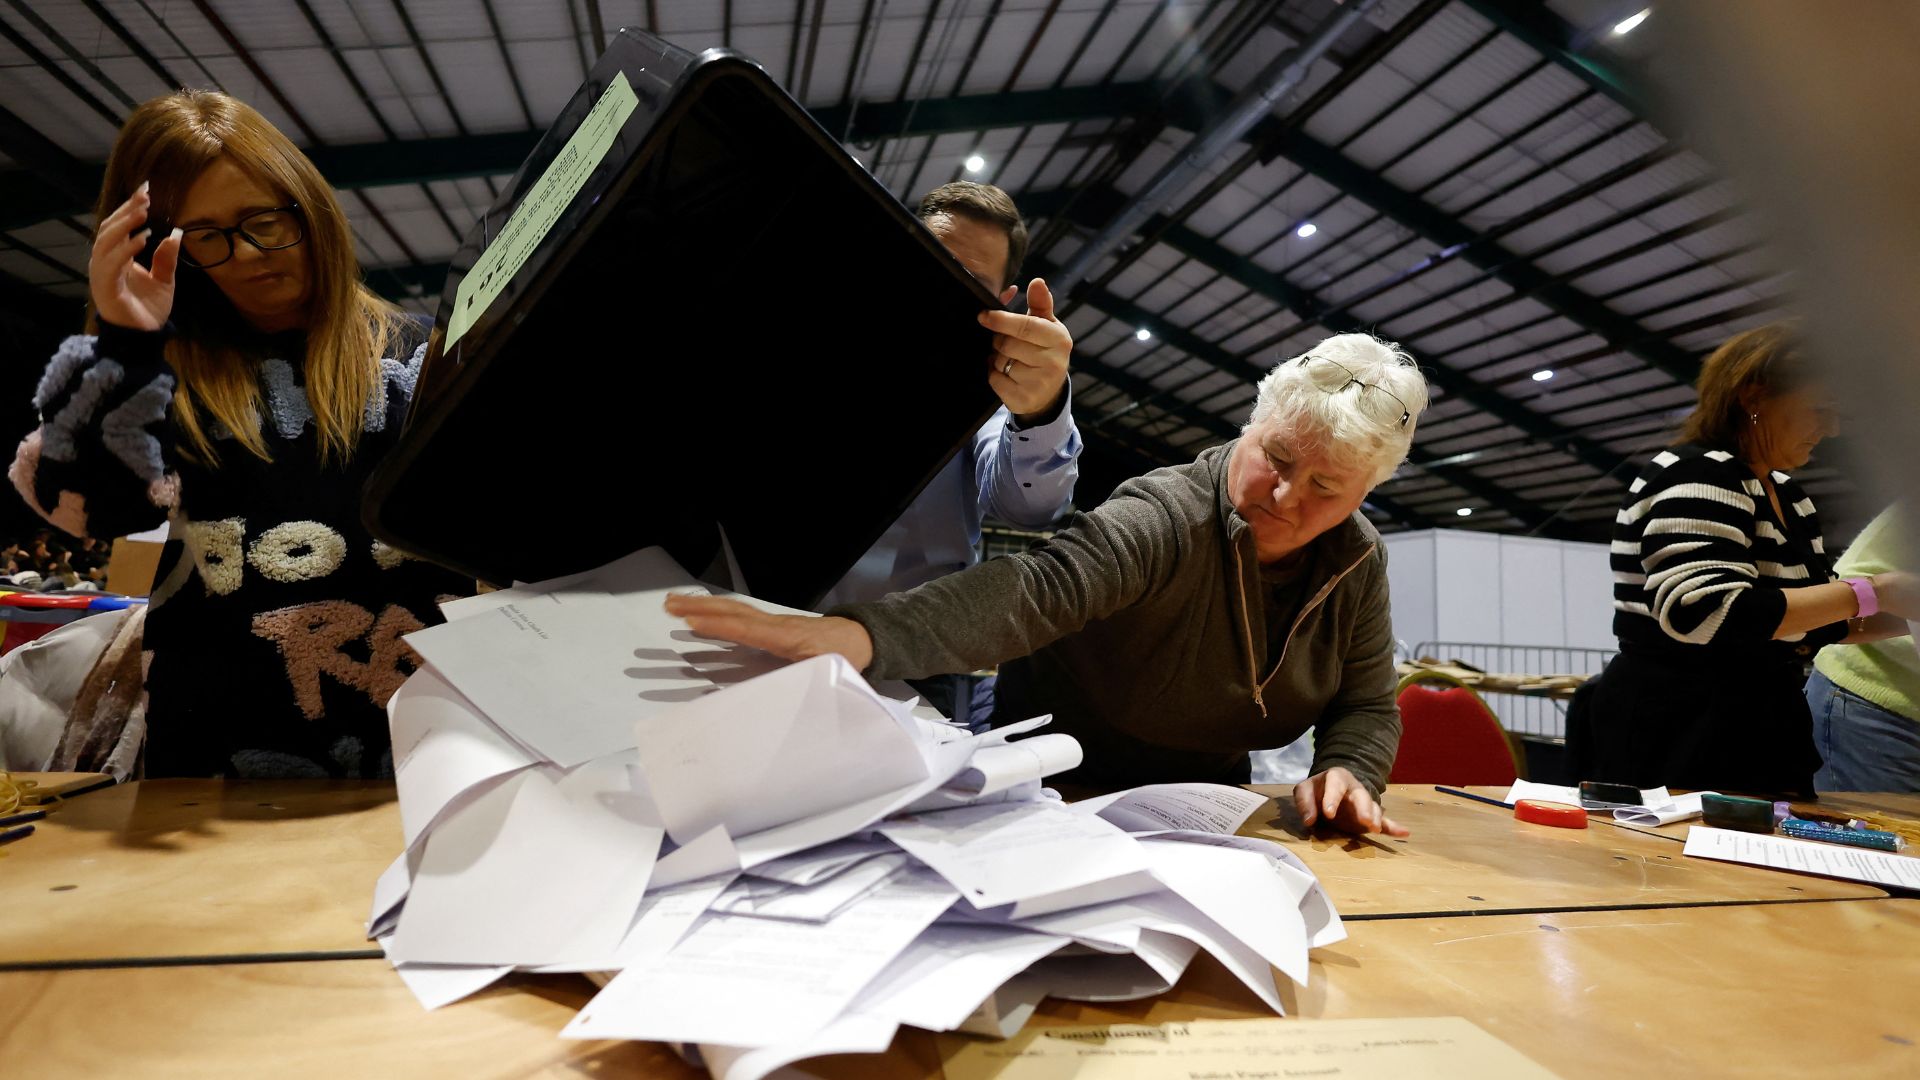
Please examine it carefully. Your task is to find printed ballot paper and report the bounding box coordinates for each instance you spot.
[938,1017,1560,1080]
[377,547,1350,1080]
[1683,826,1920,889]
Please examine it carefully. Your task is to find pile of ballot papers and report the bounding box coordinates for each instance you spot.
[369,548,1344,1080]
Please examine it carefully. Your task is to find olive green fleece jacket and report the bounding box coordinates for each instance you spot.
[834,440,1402,794]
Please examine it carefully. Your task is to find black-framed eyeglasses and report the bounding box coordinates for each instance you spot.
[176,204,305,268]
[1298,354,1411,427]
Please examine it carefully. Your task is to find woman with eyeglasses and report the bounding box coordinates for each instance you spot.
[8,90,469,778]
[1567,323,1920,796]
[666,334,1430,836]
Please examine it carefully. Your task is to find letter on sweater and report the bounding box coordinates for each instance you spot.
[249,520,348,583]
[252,600,426,720]
[184,517,247,595]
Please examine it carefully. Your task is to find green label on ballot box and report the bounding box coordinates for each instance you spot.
[444,70,640,350]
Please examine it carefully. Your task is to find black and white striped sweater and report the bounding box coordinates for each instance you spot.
[1609,443,1842,659]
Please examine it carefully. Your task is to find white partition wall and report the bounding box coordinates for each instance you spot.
[1379,528,1616,738]
[1382,528,1614,650]
[1380,531,1437,648]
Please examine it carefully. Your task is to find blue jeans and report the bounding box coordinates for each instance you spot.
[907,673,998,732]
[1807,669,1920,793]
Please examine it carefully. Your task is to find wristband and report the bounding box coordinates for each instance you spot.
[1845,576,1879,619]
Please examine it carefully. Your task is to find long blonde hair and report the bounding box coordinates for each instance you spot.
[91,90,402,465]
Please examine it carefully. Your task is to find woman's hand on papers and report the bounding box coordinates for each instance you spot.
[1294,767,1410,838]
[663,594,874,671]
[981,277,1073,424]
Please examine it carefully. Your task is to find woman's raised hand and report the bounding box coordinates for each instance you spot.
[90,182,182,332]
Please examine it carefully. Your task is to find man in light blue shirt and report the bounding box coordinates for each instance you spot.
[820,183,1081,718]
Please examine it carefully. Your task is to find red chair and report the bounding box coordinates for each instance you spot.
[1389,671,1524,785]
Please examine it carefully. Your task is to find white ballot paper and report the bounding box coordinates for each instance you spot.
[945,733,1082,798]
[1683,825,1920,888]
[601,875,739,973]
[380,546,1349,1075]
[1072,783,1269,834]
[880,800,1150,910]
[1139,838,1314,986]
[697,1014,901,1080]
[388,756,663,966]
[1023,948,1183,1004]
[407,588,711,766]
[1135,829,1345,948]
[388,666,536,852]
[367,847,416,938]
[377,935,511,1011]
[632,653,929,844]
[745,837,894,887]
[710,852,908,923]
[849,923,1067,1032]
[563,871,958,1046]
[1004,890,1289,1014]
[437,545,702,620]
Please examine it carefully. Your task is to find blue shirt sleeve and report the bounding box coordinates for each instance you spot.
[973,381,1082,530]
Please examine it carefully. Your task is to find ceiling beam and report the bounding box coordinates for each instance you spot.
[0,80,1174,230]
[1274,133,1695,378]
[1033,259,1566,533]
[815,81,1163,145]
[1023,184,1630,481]
[1455,0,1649,117]
[1149,81,1700,387]
[0,101,100,216]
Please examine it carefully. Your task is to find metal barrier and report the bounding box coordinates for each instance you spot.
[1409,641,1617,741]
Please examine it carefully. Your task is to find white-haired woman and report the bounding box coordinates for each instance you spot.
[667,333,1429,837]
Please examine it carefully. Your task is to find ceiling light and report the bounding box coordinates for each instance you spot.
[1532,369,1554,382]
[1135,327,1152,342]
[1455,507,1474,517]
[964,154,986,173]
[1613,8,1649,35]
[1295,222,1317,238]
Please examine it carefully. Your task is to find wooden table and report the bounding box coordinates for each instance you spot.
[0,962,690,1080]
[800,898,1918,1079]
[1463,785,1920,847]
[9,777,1912,1078]
[1242,784,1884,917]
[0,779,396,967]
[10,901,1912,1079]
[7,779,1890,967]
[5,770,113,804]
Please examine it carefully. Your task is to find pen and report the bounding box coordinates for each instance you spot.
[0,823,35,846]
[1433,786,1514,810]
[0,809,47,828]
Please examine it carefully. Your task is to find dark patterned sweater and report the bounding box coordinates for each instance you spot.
[1608,442,1843,663]
[9,318,470,778]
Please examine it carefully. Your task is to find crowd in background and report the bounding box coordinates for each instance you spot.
[0,531,110,591]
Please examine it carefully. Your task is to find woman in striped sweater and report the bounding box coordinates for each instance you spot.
[1568,324,1920,795]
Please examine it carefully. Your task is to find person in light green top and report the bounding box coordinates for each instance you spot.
[1808,503,1920,792]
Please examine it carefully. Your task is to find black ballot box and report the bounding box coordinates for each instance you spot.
[364,28,1002,609]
